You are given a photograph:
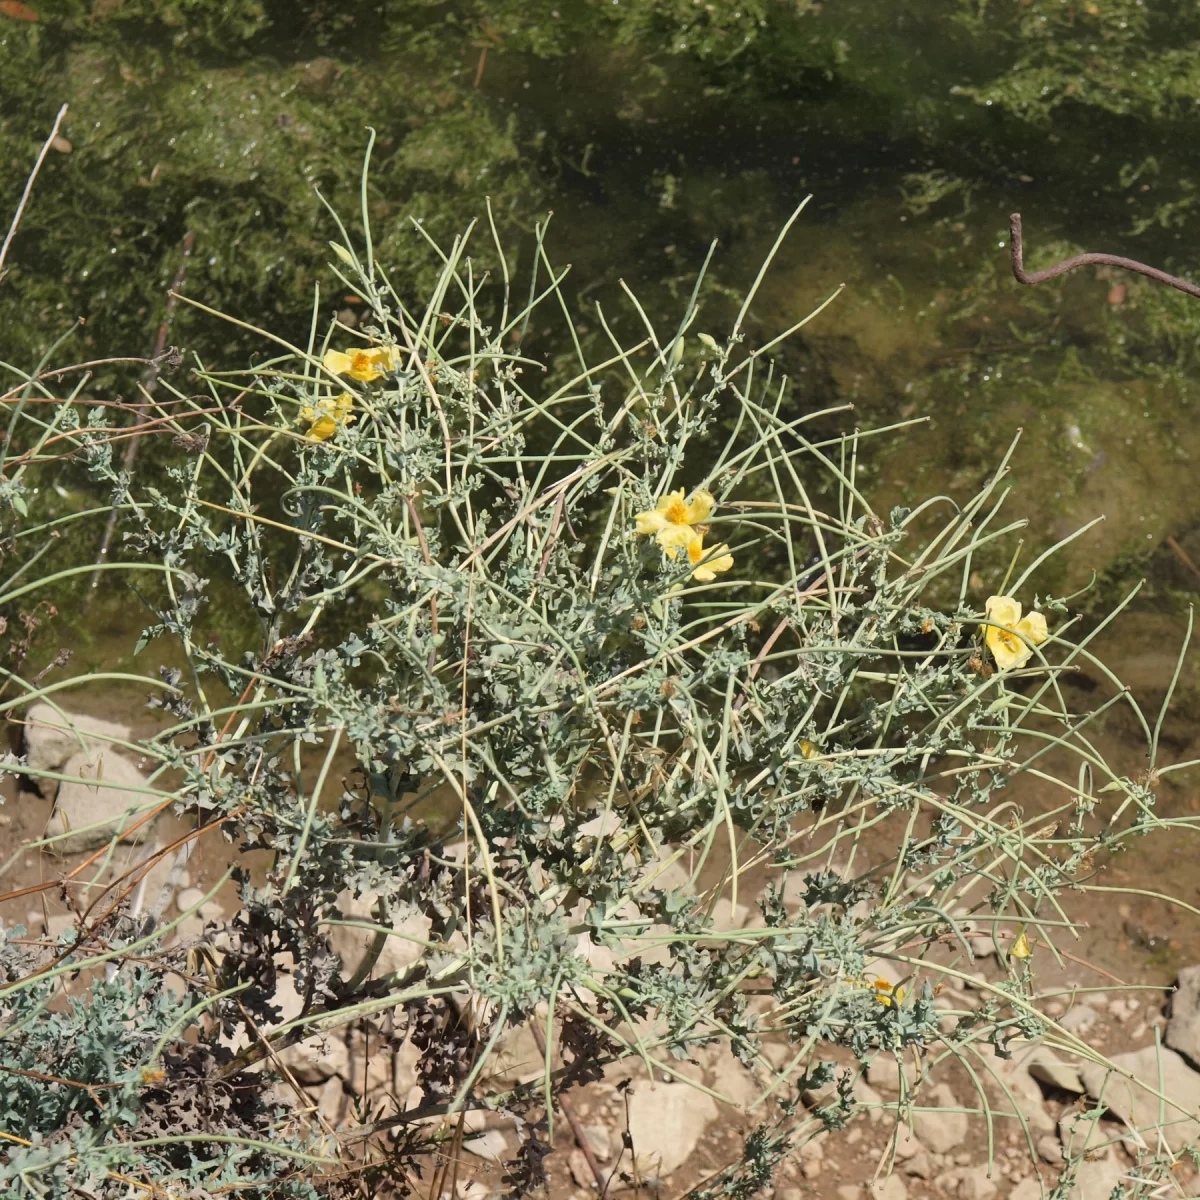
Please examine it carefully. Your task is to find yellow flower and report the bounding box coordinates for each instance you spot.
[634,487,714,540]
[323,344,400,382]
[982,595,1048,671]
[300,392,356,442]
[686,535,734,582]
[635,487,734,579]
[846,976,906,1007]
[1011,929,1032,959]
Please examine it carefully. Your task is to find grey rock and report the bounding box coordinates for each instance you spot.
[1167,965,1200,1066]
[867,1054,917,1093]
[1065,1152,1124,1200]
[329,891,432,982]
[43,750,152,853]
[867,1178,907,1200]
[581,1124,612,1162]
[1035,1134,1063,1164]
[19,702,133,777]
[912,1083,968,1154]
[1007,1179,1042,1200]
[1057,1005,1098,1035]
[902,1153,935,1180]
[626,1079,718,1179]
[1079,1044,1200,1151]
[1025,1049,1084,1095]
[568,1148,594,1188]
[956,1165,998,1200]
[462,1128,508,1161]
[1058,1108,1105,1160]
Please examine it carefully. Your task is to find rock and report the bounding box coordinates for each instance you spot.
[836,1188,861,1200]
[482,1022,545,1087]
[1035,1134,1063,1164]
[903,1153,935,1180]
[857,1078,887,1123]
[710,896,750,931]
[19,702,133,778]
[176,886,205,913]
[568,1148,594,1187]
[42,749,152,853]
[278,1032,351,1086]
[300,57,339,95]
[775,1188,803,1200]
[981,1045,1055,1134]
[868,1177,907,1200]
[868,1054,916,1093]
[328,891,432,982]
[581,1124,612,1161]
[1079,1044,1200,1151]
[1007,1179,1042,1200]
[463,1128,508,1161]
[1065,1152,1124,1200]
[1057,1005,1097,1034]
[1167,965,1200,1066]
[1025,1049,1084,1095]
[313,1075,346,1127]
[626,1079,718,1179]
[957,1165,998,1200]
[912,1084,968,1154]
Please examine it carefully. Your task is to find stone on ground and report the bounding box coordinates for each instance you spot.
[42,749,152,853]
[1065,1151,1125,1200]
[1167,965,1200,1067]
[328,890,432,981]
[1007,1178,1042,1200]
[912,1082,968,1153]
[1079,1045,1200,1151]
[626,1078,718,1179]
[19,701,134,777]
[956,1165,997,1200]
[867,1176,907,1200]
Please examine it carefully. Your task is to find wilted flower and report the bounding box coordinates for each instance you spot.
[323,344,400,382]
[982,595,1048,671]
[301,392,355,442]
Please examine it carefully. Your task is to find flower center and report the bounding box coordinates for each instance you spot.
[663,497,690,524]
[997,628,1020,652]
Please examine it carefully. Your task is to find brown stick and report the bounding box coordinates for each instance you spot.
[1167,535,1200,585]
[528,1020,609,1194]
[1010,212,1200,298]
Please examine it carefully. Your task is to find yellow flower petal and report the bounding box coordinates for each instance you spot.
[657,523,698,560]
[1011,930,1032,959]
[690,541,733,582]
[306,414,338,442]
[985,595,1022,627]
[323,345,399,382]
[681,488,714,524]
[635,509,671,535]
[322,349,354,376]
[1017,612,1048,646]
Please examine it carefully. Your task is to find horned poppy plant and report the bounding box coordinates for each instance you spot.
[323,344,400,382]
[982,595,1049,671]
[301,392,355,442]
